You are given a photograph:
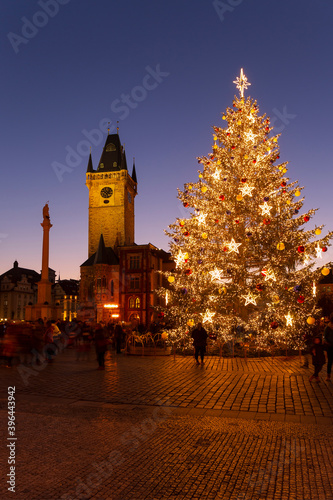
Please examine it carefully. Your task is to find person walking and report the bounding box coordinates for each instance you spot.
[309,336,326,382]
[324,313,333,381]
[94,324,108,370]
[191,322,208,365]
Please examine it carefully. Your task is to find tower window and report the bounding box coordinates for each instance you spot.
[129,256,140,269]
[106,143,116,152]
[135,297,140,308]
[129,277,140,290]
[110,280,114,296]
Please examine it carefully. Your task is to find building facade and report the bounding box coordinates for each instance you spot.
[79,133,172,326]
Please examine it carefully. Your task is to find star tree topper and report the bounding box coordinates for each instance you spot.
[233,68,251,98]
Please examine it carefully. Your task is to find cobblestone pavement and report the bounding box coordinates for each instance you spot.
[0,350,333,500]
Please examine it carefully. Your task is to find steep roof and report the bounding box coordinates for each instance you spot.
[54,279,80,295]
[80,235,119,267]
[96,134,128,173]
[86,152,94,173]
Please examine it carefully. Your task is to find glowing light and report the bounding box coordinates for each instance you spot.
[312,281,317,297]
[259,202,272,216]
[196,213,207,225]
[213,170,220,180]
[233,68,251,98]
[241,293,257,306]
[165,291,169,305]
[227,238,242,253]
[285,313,293,326]
[175,251,186,267]
[104,304,119,309]
[263,269,276,282]
[209,268,224,284]
[244,131,256,142]
[111,314,120,318]
[202,310,215,324]
[315,244,322,259]
[240,185,255,197]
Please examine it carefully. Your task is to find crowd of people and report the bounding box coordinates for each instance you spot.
[0,318,133,370]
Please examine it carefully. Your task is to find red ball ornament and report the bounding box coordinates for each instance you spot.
[256,284,263,291]
[239,109,242,112]
[276,155,280,159]
[235,220,240,224]
[303,216,310,222]
[231,145,236,150]
[185,269,192,275]
[263,219,271,225]
[297,295,305,304]
[184,231,190,237]
[253,160,256,164]
[265,127,269,131]
[219,195,225,201]
[223,246,228,252]
[297,246,305,253]
[322,246,328,252]
[281,181,287,187]
[270,321,279,329]
[282,190,286,194]
[215,219,219,224]
[227,133,231,136]
[183,202,189,208]
[241,178,247,183]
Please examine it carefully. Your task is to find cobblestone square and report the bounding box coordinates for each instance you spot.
[1,350,333,499]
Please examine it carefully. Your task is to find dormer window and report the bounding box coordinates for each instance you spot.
[99,163,104,169]
[106,143,116,152]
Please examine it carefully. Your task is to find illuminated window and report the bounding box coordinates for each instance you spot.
[129,297,135,308]
[135,297,140,308]
[106,143,116,152]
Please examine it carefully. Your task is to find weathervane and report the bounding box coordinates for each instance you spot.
[233,68,251,98]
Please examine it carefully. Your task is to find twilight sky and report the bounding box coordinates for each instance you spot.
[1,0,333,279]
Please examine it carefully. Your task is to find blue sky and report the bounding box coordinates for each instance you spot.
[1,0,333,278]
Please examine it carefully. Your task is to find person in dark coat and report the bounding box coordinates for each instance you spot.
[309,336,326,382]
[191,322,208,365]
[324,314,333,381]
[114,322,124,354]
[94,324,108,369]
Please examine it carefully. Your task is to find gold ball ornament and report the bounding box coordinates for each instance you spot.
[213,135,217,141]
[273,138,278,143]
[244,154,249,159]
[286,200,291,205]
[188,185,192,190]
[187,319,195,327]
[236,194,243,201]
[237,120,242,125]
[315,228,322,235]
[272,296,280,304]
[222,116,226,120]
[168,276,175,283]
[307,317,315,325]
[161,332,168,340]
[217,160,221,165]
[184,252,189,259]
[201,186,207,193]
[322,268,330,276]
[201,233,208,239]
[295,190,301,197]
[199,173,203,179]
[283,168,287,173]
[277,242,285,250]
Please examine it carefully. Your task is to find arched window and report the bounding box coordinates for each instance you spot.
[129,297,135,309]
[110,280,114,296]
[135,297,140,308]
[106,143,116,152]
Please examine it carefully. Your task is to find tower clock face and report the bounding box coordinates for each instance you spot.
[100,187,113,198]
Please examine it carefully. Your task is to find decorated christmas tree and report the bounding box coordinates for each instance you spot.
[157,69,333,352]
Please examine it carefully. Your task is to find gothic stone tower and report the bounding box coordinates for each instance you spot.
[86,133,137,257]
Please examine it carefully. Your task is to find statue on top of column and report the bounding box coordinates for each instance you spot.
[43,202,50,221]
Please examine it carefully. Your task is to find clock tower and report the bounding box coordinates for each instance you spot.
[86,133,137,257]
